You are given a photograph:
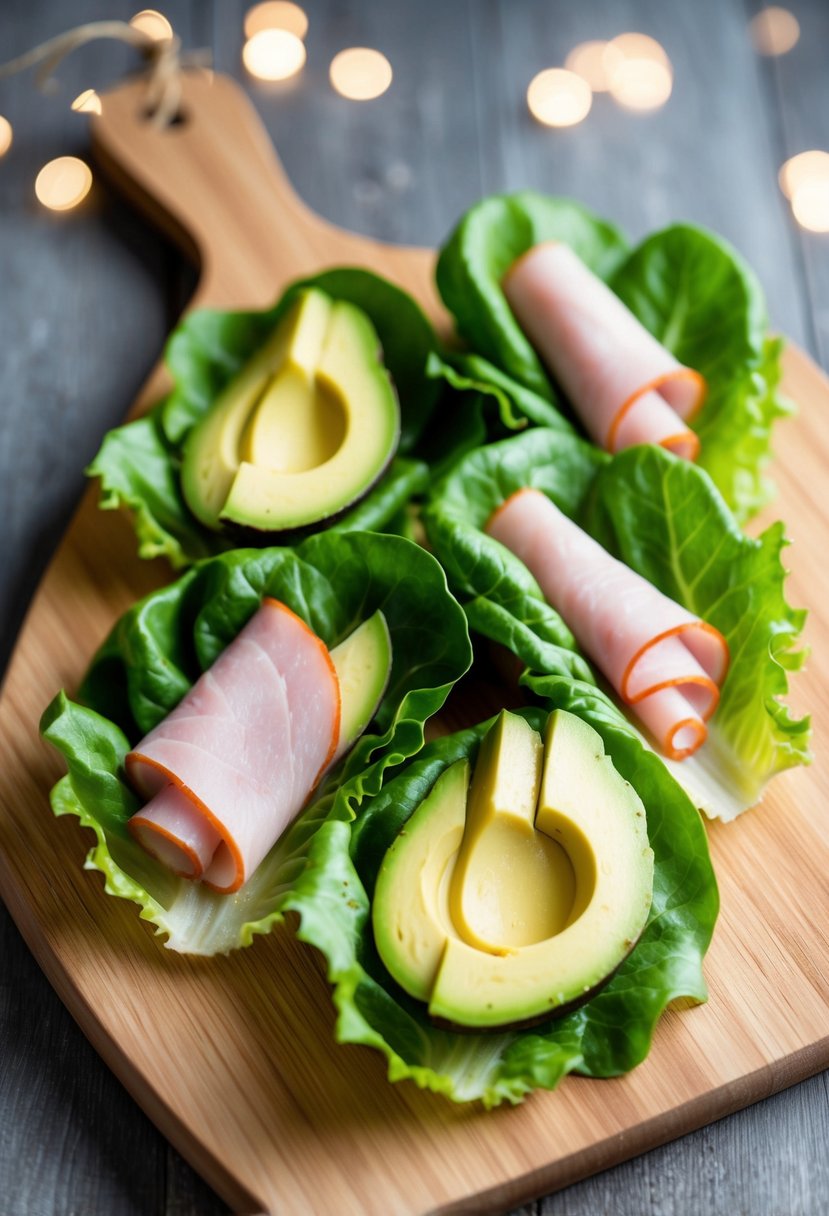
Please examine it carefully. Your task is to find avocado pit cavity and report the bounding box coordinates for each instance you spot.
[181,288,400,535]
[372,709,654,1030]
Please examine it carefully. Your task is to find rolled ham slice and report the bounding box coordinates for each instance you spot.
[127,598,340,893]
[486,488,728,760]
[502,242,706,458]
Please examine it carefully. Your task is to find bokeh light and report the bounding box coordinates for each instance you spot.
[605,33,673,111]
[129,10,174,42]
[0,116,12,158]
[791,180,829,233]
[606,33,670,68]
[778,150,829,199]
[527,68,592,128]
[564,41,622,92]
[35,157,93,211]
[244,2,308,40]
[749,7,800,56]
[329,48,393,101]
[609,60,673,110]
[243,28,306,81]
[71,89,102,115]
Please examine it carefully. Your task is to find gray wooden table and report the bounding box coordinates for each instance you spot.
[1,1,827,1212]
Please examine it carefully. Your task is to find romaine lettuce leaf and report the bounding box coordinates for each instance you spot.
[281,698,717,1106]
[610,227,793,520]
[424,429,810,818]
[582,446,810,817]
[436,192,628,401]
[87,269,440,567]
[436,194,790,520]
[41,533,473,954]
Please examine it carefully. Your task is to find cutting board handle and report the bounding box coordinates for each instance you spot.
[92,69,438,315]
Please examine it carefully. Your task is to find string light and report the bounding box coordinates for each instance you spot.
[71,89,102,115]
[606,33,670,68]
[129,10,173,42]
[35,156,93,211]
[749,7,800,56]
[609,60,673,110]
[244,2,308,40]
[564,41,622,92]
[329,48,393,101]
[791,180,829,233]
[527,68,592,127]
[0,116,12,157]
[605,33,673,111]
[243,28,306,80]
[778,151,829,199]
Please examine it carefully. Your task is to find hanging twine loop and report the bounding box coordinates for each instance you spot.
[0,20,212,128]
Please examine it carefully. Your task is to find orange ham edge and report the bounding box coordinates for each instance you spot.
[126,598,341,893]
[501,241,706,458]
[486,488,728,760]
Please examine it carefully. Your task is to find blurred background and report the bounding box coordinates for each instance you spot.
[1,2,827,1213]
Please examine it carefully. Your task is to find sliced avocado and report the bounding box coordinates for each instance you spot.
[373,709,655,1030]
[329,610,392,762]
[180,289,399,535]
[449,711,576,955]
[372,760,470,1002]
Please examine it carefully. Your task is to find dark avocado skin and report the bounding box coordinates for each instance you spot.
[426,932,644,1035]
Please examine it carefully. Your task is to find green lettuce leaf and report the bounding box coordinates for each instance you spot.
[41,533,473,954]
[610,227,793,520]
[424,429,809,818]
[87,269,441,568]
[281,699,717,1106]
[436,194,790,520]
[436,192,629,401]
[582,446,810,817]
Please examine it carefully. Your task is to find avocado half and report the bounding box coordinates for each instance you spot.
[180,289,400,535]
[372,710,654,1031]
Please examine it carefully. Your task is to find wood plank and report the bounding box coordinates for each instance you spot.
[753,0,829,367]
[0,64,827,1216]
[0,2,203,1213]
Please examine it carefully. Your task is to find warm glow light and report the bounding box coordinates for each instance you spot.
[71,89,102,115]
[609,59,673,111]
[0,116,12,157]
[243,28,306,80]
[606,33,670,68]
[603,34,673,112]
[35,157,93,211]
[749,7,800,56]
[129,10,173,41]
[779,150,829,199]
[329,48,393,101]
[564,41,622,92]
[527,68,592,127]
[244,1,308,40]
[791,180,829,233]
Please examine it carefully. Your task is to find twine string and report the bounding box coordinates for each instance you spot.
[0,20,211,128]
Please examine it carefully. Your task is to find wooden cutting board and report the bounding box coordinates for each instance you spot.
[0,71,827,1216]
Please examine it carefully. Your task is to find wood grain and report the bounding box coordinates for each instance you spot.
[0,46,828,1216]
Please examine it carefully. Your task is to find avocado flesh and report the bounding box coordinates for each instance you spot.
[372,760,470,1002]
[329,610,392,763]
[373,709,654,1030]
[180,289,399,534]
[221,299,399,532]
[449,711,577,954]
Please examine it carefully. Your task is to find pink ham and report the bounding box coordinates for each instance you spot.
[486,488,728,760]
[502,242,706,458]
[126,598,341,893]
